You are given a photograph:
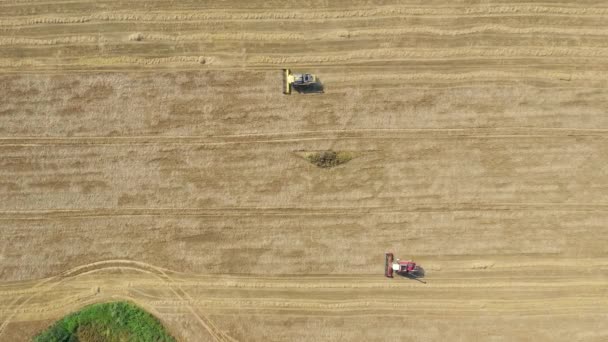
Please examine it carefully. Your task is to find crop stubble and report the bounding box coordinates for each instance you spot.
[1,0,608,341]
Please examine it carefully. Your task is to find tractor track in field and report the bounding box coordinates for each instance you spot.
[1,258,607,340]
[1,259,607,333]
[2,2,608,75]
[0,67,606,87]
[2,54,608,72]
[4,203,608,220]
[2,5,608,26]
[0,260,234,342]
[4,25,608,46]
[2,127,608,147]
[2,0,608,340]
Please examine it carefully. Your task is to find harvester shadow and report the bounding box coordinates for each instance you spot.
[293,79,324,94]
[398,266,426,284]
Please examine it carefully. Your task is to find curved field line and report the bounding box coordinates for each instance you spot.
[57,260,232,341]
[0,260,235,342]
[0,275,62,335]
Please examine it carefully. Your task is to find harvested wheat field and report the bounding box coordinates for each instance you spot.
[1,0,608,341]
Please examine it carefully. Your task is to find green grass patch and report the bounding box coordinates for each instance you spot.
[305,150,353,168]
[33,301,175,342]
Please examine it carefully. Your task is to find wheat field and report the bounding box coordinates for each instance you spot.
[1,0,608,341]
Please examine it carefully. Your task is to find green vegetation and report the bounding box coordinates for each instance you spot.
[33,301,175,342]
[305,150,353,168]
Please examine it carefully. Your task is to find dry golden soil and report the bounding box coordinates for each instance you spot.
[1,0,608,341]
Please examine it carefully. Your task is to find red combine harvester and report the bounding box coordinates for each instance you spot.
[385,252,417,278]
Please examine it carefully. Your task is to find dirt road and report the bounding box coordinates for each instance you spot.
[1,0,608,341]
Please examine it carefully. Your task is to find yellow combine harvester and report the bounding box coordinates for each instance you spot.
[282,69,318,94]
